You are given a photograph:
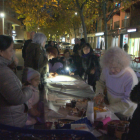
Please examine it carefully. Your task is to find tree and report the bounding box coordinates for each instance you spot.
[9,0,53,31]
[9,0,82,39]
[55,0,99,42]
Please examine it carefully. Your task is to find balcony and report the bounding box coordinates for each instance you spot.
[107,24,113,30]
[122,18,130,28]
[114,21,120,29]
[130,15,140,26]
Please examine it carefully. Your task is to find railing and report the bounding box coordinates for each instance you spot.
[107,24,113,30]
[122,18,130,28]
[114,21,120,29]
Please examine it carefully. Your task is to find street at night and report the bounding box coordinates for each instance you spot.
[0,0,140,140]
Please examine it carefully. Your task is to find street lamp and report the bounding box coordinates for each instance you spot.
[75,12,77,15]
[0,12,5,35]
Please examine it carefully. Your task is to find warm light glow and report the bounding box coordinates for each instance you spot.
[48,75,76,82]
[12,30,16,33]
[127,29,137,33]
[66,67,69,71]
[0,13,5,18]
[95,32,104,36]
[75,12,77,15]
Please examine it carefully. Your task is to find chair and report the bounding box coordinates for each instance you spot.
[94,48,101,57]
[129,54,135,67]
[133,57,140,69]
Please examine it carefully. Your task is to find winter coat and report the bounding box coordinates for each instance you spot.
[96,67,138,117]
[73,44,80,54]
[82,53,101,85]
[22,39,32,61]
[127,82,140,140]
[26,85,39,125]
[73,55,83,76]
[25,43,48,75]
[0,56,32,127]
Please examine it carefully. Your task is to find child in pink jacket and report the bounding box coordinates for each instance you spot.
[24,67,41,129]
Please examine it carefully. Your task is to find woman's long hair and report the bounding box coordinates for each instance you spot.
[81,43,93,55]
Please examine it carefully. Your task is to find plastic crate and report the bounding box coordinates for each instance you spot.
[0,123,98,140]
[56,117,92,129]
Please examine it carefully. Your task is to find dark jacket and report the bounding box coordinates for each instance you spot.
[73,44,80,54]
[49,58,63,66]
[60,57,73,67]
[22,39,32,60]
[25,43,48,75]
[82,53,101,85]
[73,55,83,76]
[127,82,140,140]
[0,56,32,127]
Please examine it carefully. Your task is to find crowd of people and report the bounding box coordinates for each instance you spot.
[0,31,140,139]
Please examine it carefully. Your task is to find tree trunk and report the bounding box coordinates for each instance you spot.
[103,1,108,50]
[80,10,88,42]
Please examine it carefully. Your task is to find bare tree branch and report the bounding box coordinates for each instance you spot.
[107,0,122,22]
[75,0,80,10]
[107,8,120,21]
[81,0,88,10]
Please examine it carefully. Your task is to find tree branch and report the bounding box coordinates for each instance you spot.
[107,0,122,22]
[81,0,88,10]
[107,9,120,22]
[75,0,80,10]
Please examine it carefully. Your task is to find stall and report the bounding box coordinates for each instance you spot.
[0,75,128,140]
[41,75,126,140]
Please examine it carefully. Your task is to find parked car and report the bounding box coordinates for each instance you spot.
[59,42,73,50]
[14,39,24,49]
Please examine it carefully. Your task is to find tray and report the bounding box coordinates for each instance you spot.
[0,123,97,140]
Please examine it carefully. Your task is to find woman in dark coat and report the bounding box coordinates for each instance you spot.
[127,82,140,140]
[81,43,101,91]
[73,46,83,76]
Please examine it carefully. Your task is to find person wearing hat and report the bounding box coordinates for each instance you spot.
[23,67,42,129]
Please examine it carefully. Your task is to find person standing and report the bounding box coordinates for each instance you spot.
[127,82,140,140]
[94,47,138,120]
[81,43,101,91]
[22,31,35,61]
[46,41,59,55]
[23,68,42,129]
[0,35,32,127]
[124,44,129,53]
[24,33,48,85]
[73,38,80,55]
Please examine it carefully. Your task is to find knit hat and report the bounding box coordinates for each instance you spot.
[27,68,40,82]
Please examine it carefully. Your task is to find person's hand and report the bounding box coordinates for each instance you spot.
[93,94,104,105]
[90,69,95,74]
[48,72,55,78]
[54,72,58,77]
[48,72,58,78]
[69,72,74,76]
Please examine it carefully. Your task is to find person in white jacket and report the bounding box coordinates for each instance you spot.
[94,47,138,119]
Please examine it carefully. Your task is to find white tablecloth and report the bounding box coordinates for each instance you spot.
[44,75,119,121]
[46,75,94,99]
